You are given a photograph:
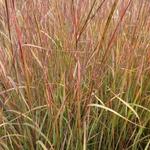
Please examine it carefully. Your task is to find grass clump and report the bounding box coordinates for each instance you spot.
[0,0,150,149]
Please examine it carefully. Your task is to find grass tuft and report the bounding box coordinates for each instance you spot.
[0,0,150,149]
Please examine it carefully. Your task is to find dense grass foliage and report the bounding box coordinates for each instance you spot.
[0,0,150,149]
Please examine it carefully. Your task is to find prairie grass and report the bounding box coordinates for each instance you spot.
[0,0,150,149]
